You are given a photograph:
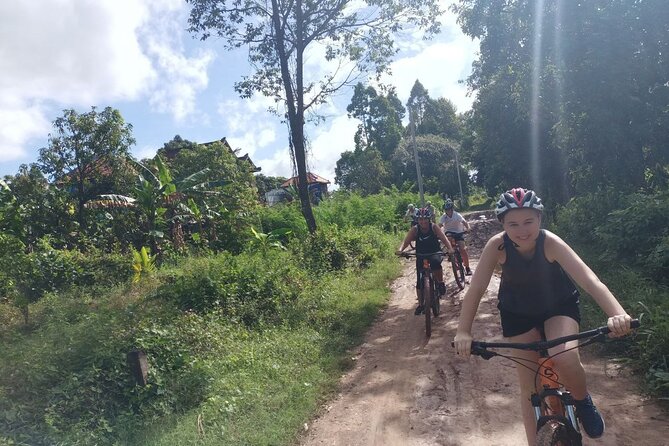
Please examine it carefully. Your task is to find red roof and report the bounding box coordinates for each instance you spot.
[281,172,330,187]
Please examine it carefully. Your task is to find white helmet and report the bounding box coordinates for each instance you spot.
[495,188,544,221]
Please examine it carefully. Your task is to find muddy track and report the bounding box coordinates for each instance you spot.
[299,212,669,446]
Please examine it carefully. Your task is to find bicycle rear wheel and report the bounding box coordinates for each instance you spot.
[536,420,574,446]
[451,251,465,290]
[423,275,432,337]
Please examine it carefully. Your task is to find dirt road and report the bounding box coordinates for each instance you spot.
[300,213,668,446]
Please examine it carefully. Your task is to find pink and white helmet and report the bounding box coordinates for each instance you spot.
[495,188,544,220]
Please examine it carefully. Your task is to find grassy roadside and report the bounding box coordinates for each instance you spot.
[123,258,402,446]
[565,243,669,399]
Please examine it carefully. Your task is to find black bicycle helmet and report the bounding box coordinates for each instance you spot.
[495,188,544,221]
[443,199,454,210]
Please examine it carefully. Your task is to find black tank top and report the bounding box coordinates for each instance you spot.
[415,223,441,254]
[498,230,580,315]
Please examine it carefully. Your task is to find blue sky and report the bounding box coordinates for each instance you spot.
[0,0,478,184]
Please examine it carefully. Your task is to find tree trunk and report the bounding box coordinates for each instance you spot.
[271,0,317,233]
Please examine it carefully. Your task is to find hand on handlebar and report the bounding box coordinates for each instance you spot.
[453,332,473,358]
[607,314,633,338]
[395,250,409,258]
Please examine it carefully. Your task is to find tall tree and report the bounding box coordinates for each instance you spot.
[453,0,669,202]
[347,83,405,160]
[406,80,431,128]
[38,107,135,230]
[406,80,461,139]
[335,147,389,195]
[186,0,442,232]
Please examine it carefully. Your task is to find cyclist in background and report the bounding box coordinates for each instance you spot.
[425,200,437,223]
[397,207,455,315]
[404,203,417,227]
[453,187,632,445]
[439,199,473,275]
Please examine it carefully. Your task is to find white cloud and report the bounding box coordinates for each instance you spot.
[218,95,279,157]
[147,46,213,122]
[0,1,155,105]
[0,102,51,163]
[252,113,357,183]
[141,2,215,122]
[0,0,214,169]
[307,114,358,183]
[255,149,294,179]
[386,38,477,113]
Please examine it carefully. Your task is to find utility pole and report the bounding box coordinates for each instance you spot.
[410,109,425,207]
[454,146,464,206]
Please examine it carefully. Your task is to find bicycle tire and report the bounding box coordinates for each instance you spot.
[432,278,440,317]
[451,251,465,290]
[535,419,573,446]
[423,274,432,337]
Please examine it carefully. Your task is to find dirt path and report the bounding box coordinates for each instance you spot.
[300,213,669,445]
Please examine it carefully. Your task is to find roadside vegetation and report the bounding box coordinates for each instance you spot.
[0,183,418,445]
[2,1,669,444]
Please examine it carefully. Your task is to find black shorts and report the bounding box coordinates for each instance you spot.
[499,300,581,338]
[415,255,442,288]
[445,231,465,242]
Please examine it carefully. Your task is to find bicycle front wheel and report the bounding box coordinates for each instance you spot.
[452,252,465,290]
[432,279,440,317]
[423,275,432,337]
[536,420,574,446]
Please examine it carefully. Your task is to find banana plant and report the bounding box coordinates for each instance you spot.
[250,227,293,251]
[132,246,156,283]
[85,155,220,254]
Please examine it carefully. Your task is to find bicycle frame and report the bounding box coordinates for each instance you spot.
[465,319,640,446]
[400,251,447,337]
[532,357,581,442]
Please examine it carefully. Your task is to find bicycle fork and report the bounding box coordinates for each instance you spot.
[532,359,582,444]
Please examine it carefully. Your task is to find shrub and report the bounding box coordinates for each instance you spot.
[257,202,308,237]
[154,251,307,327]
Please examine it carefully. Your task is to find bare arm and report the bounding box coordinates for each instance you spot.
[462,216,471,232]
[454,233,503,356]
[433,224,455,253]
[544,231,631,336]
[396,227,417,253]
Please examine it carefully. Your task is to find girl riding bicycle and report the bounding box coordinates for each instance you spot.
[397,207,455,315]
[439,199,473,275]
[453,188,633,445]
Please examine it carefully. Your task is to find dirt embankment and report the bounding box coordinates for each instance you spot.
[299,212,669,446]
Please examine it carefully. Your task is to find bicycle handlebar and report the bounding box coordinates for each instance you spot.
[461,319,640,358]
[397,251,449,258]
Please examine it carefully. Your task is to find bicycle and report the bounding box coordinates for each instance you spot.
[444,231,466,290]
[460,319,640,446]
[397,251,448,337]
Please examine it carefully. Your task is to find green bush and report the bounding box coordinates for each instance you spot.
[154,251,307,327]
[314,188,427,231]
[555,189,669,283]
[592,190,669,280]
[257,202,308,237]
[553,188,624,245]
